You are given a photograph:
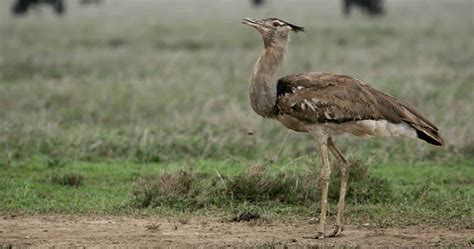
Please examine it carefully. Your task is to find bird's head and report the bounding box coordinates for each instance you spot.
[242,17,305,47]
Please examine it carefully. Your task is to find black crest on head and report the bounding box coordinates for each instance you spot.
[265,18,305,33]
[286,22,305,32]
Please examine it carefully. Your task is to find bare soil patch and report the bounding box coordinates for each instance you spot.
[0,215,472,247]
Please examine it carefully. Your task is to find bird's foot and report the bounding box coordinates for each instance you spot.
[303,226,343,239]
[325,225,343,238]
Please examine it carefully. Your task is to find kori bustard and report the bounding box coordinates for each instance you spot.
[242,17,443,239]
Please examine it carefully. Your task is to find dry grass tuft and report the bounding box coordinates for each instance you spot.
[131,158,392,210]
[131,169,205,209]
[50,173,85,187]
[227,164,317,204]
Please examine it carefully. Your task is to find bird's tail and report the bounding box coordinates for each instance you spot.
[397,103,444,146]
[408,122,444,146]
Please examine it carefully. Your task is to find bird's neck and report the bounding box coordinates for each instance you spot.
[249,40,288,118]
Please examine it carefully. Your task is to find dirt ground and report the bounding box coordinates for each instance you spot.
[0,215,472,247]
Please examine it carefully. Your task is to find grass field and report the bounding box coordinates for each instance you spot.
[1,158,473,229]
[0,0,473,237]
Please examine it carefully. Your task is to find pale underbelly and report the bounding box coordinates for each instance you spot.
[276,114,417,139]
[319,120,418,139]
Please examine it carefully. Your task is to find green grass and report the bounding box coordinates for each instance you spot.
[0,0,473,228]
[0,157,472,228]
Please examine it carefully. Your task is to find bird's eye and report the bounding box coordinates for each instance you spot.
[272,21,280,27]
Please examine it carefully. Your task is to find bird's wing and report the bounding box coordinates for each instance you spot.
[277,72,444,145]
[277,72,398,123]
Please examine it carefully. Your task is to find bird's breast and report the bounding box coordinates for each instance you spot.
[275,113,308,132]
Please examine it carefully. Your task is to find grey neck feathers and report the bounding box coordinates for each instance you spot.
[249,37,288,118]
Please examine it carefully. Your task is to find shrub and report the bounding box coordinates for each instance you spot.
[330,158,393,204]
[224,164,319,204]
[130,169,206,210]
[130,158,393,210]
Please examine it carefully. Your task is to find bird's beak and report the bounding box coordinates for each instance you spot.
[242,18,261,29]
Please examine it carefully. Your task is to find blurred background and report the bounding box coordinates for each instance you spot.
[0,0,472,164]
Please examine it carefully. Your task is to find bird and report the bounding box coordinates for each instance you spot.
[241,17,443,239]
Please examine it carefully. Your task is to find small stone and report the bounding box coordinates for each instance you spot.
[307,217,318,224]
[231,210,261,222]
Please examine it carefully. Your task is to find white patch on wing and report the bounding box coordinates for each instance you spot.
[324,112,332,120]
[304,99,316,111]
[356,120,417,138]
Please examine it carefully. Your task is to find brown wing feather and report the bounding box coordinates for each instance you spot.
[277,72,444,146]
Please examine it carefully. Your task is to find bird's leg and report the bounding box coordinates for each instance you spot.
[304,139,331,239]
[326,137,349,237]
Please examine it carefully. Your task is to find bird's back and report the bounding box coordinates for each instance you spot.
[276,72,444,146]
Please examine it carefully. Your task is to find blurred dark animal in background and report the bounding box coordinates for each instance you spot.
[251,0,265,7]
[12,0,65,16]
[343,0,385,16]
[80,0,102,5]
